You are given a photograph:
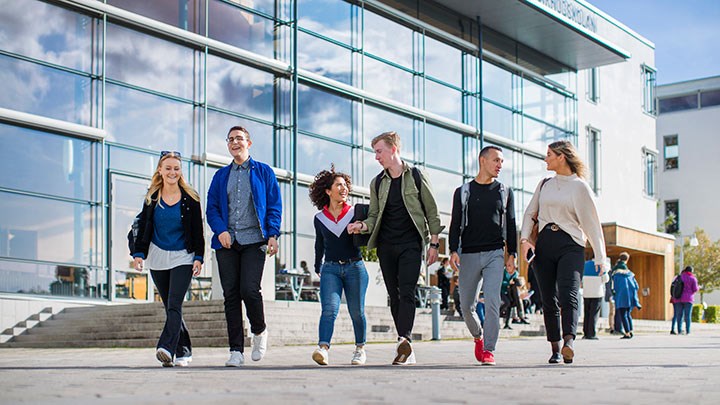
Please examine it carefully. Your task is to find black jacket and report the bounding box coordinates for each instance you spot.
[132,189,205,261]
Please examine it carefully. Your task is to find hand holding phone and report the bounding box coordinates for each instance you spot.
[526,248,535,264]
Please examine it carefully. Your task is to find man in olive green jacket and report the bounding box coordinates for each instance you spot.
[348,131,443,365]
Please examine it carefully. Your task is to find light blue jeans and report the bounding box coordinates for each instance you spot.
[318,261,369,347]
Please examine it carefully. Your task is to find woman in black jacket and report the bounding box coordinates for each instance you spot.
[131,151,204,367]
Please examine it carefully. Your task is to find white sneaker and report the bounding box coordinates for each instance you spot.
[393,338,415,365]
[225,351,245,367]
[351,347,366,365]
[312,347,329,365]
[156,347,174,367]
[251,330,268,361]
[174,356,192,367]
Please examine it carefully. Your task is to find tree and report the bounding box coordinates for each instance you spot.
[680,228,720,302]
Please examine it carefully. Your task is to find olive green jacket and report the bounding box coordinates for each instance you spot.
[362,162,444,249]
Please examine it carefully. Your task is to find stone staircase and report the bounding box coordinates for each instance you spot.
[0,300,545,348]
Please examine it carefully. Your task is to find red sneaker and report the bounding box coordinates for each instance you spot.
[474,338,484,362]
[481,350,496,366]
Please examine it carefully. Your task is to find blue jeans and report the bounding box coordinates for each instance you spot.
[671,302,682,332]
[476,302,485,327]
[318,261,368,347]
[680,302,693,333]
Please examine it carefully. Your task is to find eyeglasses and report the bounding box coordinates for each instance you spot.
[160,150,182,158]
[226,136,248,144]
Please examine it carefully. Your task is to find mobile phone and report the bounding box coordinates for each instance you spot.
[526,248,535,264]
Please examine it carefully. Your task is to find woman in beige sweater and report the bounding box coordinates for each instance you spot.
[520,140,607,364]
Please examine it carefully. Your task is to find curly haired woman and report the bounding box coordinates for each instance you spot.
[309,166,368,366]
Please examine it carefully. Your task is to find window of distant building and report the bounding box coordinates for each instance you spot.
[587,67,599,103]
[658,93,698,114]
[664,200,679,234]
[642,147,657,198]
[642,65,657,115]
[700,89,720,108]
[663,134,679,170]
[586,126,601,193]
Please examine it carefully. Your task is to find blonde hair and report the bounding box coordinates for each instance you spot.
[371,131,401,151]
[549,140,587,179]
[145,153,200,205]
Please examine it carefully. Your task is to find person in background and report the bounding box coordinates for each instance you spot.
[670,290,681,335]
[677,266,699,335]
[520,140,607,364]
[582,258,606,340]
[132,151,204,367]
[612,252,641,339]
[206,126,282,367]
[309,166,369,366]
[437,258,452,311]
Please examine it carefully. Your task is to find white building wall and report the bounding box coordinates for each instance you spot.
[577,7,658,233]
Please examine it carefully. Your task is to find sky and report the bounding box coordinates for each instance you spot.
[592,0,720,85]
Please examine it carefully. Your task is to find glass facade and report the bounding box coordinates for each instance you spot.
[0,0,577,301]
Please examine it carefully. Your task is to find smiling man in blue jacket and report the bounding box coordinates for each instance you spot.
[207,125,282,367]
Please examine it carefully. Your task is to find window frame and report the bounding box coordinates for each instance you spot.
[641,64,657,115]
[586,126,601,194]
[586,67,599,103]
[664,200,679,234]
[642,147,658,198]
[663,134,679,170]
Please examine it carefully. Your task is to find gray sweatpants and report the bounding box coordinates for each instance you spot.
[458,249,504,352]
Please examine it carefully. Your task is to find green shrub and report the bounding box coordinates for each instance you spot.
[691,304,704,322]
[705,306,720,323]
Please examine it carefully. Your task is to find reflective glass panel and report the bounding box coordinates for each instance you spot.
[297,134,351,176]
[108,0,205,34]
[206,109,274,164]
[659,94,698,114]
[206,54,274,121]
[295,185,316,237]
[701,89,720,108]
[0,1,94,72]
[425,36,461,87]
[0,259,105,298]
[105,84,193,155]
[425,125,462,173]
[0,55,92,125]
[0,124,93,201]
[298,30,353,85]
[363,57,415,106]
[523,154,550,193]
[0,191,93,264]
[422,167,463,214]
[483,101,514,140]
[482,61,513,107]
[523,116,568,152]
[363,104,414,149]
[363,10,413,68]
[425,80,462,122]
[298,0,353,45]
[106,23,196,99]
[298,85,353,143]
[523,78,568,130]
[208,1,276,59]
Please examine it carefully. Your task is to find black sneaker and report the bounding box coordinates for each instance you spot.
[548,352,562,364]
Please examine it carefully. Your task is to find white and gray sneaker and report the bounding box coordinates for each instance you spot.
[225,351,245,367]
[174,356,192,367]
[312,347,329,365]
[351,347,366,365]
[393,338,415,365]
[251,330,268,361]
[156,347,174,367]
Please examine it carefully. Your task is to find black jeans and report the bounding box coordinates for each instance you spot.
[501,285,524,324]
[377,241,422,340]
[534,225,585,342]
[216,241,267,352]
[583,297,602,338]
[150,265,193,358]
[440,285,449,310]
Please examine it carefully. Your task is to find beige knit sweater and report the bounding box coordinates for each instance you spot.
[520,174,607,265]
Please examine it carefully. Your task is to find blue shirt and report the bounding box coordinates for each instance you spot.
[226,160,264,245]
[152,199,185,251]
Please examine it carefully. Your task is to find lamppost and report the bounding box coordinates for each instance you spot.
[678,234,699,272]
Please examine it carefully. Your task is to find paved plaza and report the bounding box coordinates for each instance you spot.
[1,330,718,404]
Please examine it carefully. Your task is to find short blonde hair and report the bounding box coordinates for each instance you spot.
[371,131,401,151]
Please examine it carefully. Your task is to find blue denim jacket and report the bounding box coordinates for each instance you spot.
[206,157,282,249]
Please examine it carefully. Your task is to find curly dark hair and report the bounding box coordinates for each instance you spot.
[308,165,352,210]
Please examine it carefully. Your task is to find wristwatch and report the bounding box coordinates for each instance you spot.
[429,242,440,250]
